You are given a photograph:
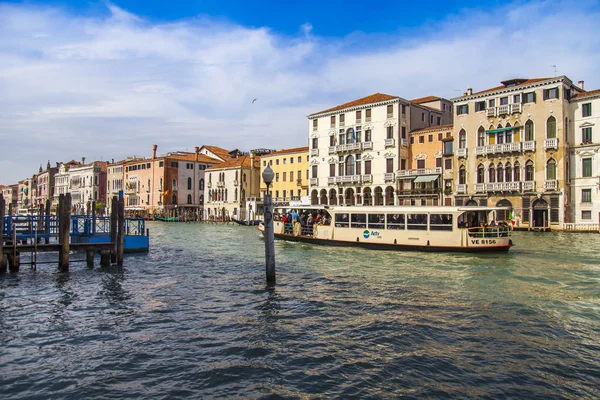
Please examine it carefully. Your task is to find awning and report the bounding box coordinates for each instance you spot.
[486,126,521,134]
[413,175,439,183]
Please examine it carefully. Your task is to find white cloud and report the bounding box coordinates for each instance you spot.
[0,1,599,184]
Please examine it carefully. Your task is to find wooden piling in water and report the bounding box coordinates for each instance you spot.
[91,200,96,235]
[9,228,19,272]
[0,195,6,273]
[58,194,71,272]
[110,196,118,264]
[117,196,124,267]
[100,250,111,267]
[44,199,51,244]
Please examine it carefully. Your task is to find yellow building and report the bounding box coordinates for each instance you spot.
[259,146,309,206]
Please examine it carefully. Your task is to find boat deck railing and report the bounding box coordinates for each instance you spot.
[467,226,511,238]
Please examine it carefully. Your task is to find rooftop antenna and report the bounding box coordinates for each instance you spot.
[551,64,557,77]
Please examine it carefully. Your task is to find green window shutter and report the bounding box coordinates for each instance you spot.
[543,90,548,100]
[533,92,537,103]
[556,87,560,99]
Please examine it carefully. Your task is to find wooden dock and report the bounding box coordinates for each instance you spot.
[1,194,145,273]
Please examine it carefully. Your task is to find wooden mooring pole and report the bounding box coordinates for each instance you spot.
[0,194,6,273]
[117,196,125,267]
[44,199,51,244]
[110,196,118,264]
[58,193,71,272]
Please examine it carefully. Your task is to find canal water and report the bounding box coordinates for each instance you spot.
[1,223,599,399]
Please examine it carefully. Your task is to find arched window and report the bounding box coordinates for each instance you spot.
[497,163,504,183]
[345,155,355,176]
[497,124,504,144]
[459,129,466,149]
[208,173,212,183]
[525,120,534,141]
[546,158,556,180]
[187,177,192,190]
[477,126,485,147]
[225,189,228,201]
[477,164,485,183]
[148,179,151,190]
[513,121,521,142]
[235,171,238,180]
[514,161,521,182]
[505,122,512,143]
[199,179,204,191]
[243,173,247,182]
[505,162,512,182]
[172,194,177,204]
[565,117,569,140]
[525,161,534,181]
[234,188,238,201]
[187,194,192,204]
[346,128,356,144]
[459,166,466,185]
[159,178,163,191]
[489,165,496,183]
[172,178,177,190]
[547,116,556,139]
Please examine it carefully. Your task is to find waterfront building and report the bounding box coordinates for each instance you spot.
[451,77,584,228]
[36,162,58,208]
[2,184,19,214]
[68,160,108,214]
[106,158,126,213]
[399,124,453,206]
[205,153,261,220]
[307,93,452,206]
[53,160,81,209]
[569,86,600,226]
[259,146,310,207]
[17,176,37,212]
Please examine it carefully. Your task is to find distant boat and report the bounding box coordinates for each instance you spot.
[154,216,180,222]
[231,218,261,226]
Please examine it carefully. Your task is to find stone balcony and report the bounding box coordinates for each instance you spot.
[384,138,395,147]
[544,138,559,150]
[310,148,319,156]
[456,184,467,194]
[456,148,467,158]
[544,180,558,191]
[397,167,442,178]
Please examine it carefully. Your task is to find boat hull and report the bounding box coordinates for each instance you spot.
[272,232,512,253]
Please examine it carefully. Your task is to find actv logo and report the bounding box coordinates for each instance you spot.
[363,230,370,239]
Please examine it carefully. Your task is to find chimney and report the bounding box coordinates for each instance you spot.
[111,158,114,164]
[194,146,200,162]
[152,144,158,159]
[47,160,50,170]
[81,157,85,164]
[467,88,473,96]
[578,80,584,90]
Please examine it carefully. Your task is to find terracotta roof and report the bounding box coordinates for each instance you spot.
[202,145,232,160]
[470,78,552,96]
[263,146,309,157]
[206,154,261,170]
[167,153,222,164]
[572,88,600,100]
[410,124,453,134]
[410,96,441,104]
[309,93,398,116]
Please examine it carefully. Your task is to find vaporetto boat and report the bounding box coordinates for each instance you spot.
[258,205,514,252]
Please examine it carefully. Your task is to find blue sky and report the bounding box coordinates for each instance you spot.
[1,0,599,184]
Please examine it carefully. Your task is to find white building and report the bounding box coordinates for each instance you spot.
[569,87,600,226]
[53,160,80,209]
[307,93,452,206]
[68,161,107,214]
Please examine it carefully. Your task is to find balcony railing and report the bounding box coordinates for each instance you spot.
[512,103,522,113]
[384,138,395,147]
[456,184,467,194]
[545,180,558,190]
[474,183,485,193]
[328,175,363,185]
[310,148,319,156]
[310,178,318,186]
[362,141,373,150]
[486,108,496,117]
[544,138,559,150]
[397,167,442,177]
[475,146,486,156]
[362,174,372,183]
[296,179,302,186]
[522,181,535,191]
[397,188,441,196]
[217,182,225,188]
[456,148,467,158]
[329,146,336,154]
[384,173,395,182]
[497,104,510,115]
[523,141,536,151]
[401,138,408,147]
[503,142,522,152]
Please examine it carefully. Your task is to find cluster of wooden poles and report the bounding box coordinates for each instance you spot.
[0,194,126,273]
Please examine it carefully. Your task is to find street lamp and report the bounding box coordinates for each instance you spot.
[261,165,276,284]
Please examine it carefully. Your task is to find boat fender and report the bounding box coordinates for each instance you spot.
[394,239,397,244]
[356,237,359,242]
[427,240,430,246]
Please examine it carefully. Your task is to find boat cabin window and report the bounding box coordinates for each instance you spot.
[429,214,453,231]
[368,214,385,229]
[351,213,367,229]
[386,214,405,230]
[335,213,350,228]
[407,214,428,230]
